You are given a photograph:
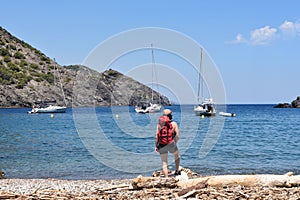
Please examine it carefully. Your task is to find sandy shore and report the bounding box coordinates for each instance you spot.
[1,178,300,199]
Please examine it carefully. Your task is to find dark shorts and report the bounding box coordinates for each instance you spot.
[157,142,178,154]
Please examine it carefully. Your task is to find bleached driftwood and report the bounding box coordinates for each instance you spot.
[131,172,300,190]
[178,172,300,188]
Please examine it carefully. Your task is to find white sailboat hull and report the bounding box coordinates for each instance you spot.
[28,105,67,114]
[194,99,216,116]
[135,103,161,114]
[194,105,216,116]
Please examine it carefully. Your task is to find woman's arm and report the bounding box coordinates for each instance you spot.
[155,125,159,151]
[173,122,180,143]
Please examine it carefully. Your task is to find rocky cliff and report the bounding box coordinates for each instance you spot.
[0,26,169,108]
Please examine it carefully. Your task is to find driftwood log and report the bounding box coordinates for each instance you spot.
[177,172,300,188]
[131,172,300,190]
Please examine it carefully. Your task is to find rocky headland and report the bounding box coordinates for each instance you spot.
[0,26,170,108]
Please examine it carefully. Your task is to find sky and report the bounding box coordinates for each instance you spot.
[1,0,300,104]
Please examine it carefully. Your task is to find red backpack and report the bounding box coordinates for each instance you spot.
[157,116,174,145]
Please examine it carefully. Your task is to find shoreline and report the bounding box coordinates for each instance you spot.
[1,177,300,199]
[0,178,132,199]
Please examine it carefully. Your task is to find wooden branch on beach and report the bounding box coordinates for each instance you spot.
[131,172,300,191]
[97,184,129,192]
[177,172,300,188]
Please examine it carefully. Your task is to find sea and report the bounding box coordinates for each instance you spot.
[0,104,300,180]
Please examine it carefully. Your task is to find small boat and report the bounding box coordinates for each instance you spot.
[194,98,216,116]
[27,105,67,114]
[135,103,161,114]
[219,112,236,117]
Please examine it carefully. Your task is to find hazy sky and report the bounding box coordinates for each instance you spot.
[1,1,300,104]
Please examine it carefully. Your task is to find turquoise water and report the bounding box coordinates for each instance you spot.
[0,105,300,179]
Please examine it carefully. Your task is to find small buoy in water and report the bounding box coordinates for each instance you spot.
[50,114,54,118]
[115,114,119,119]
[201,115,205,118]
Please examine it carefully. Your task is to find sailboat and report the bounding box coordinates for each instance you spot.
[194,49,216,117]
[28,59,67,114]
[135,44,162,114]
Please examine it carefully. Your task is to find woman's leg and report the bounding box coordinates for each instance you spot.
[160,153,168,177]
[173,150,180,172]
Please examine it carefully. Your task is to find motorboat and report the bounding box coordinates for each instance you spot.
[135,103,161,114]
[219,112,236,117]
[28,105,67,114]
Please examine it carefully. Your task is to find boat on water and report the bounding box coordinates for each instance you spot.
[194,98,216,116]
[194,49,216,117]
[135,44,161,114]
[28,59,67,114]
[219,111,236,117]
[135,102,161,114]
[28,105,67,114]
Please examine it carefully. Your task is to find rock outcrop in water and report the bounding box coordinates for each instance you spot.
[291,96,300,108]
[0,26,170,108]
[274,96,300,108]
[274,103,291,108]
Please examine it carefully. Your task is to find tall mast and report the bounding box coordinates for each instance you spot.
[200,48,204,103]
[151,44,154,102]
[54,58,57,103]
[197,48,203,103]
[151,44,160,104]
[54,58,67,106]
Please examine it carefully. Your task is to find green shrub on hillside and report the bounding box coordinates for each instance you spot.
[0,66,13,84]
[65,65,80,71]
[48,65,55,70]
[20,60,28,67]
[42,73,54,84]
[15,73,31,89]
[14,51,25,59]
[30,63,39,70]
[34,77,43,82]
[107,69,120,77]
[40,55,51,64]
[3,55,11,63]
[65,77,71,83]
[0,48,9,56]
[9,44,16,50]
[8,62,20,72]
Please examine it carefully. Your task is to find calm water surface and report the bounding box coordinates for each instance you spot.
[0,105,299,179]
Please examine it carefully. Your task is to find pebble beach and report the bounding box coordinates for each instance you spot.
[1,178,300,199]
